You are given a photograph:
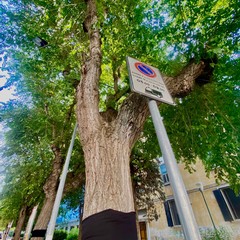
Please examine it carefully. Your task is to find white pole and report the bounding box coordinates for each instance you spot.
[45,123,78,240]
[23,205,38,240]
[3,220,13,240]
[148,99,201,240]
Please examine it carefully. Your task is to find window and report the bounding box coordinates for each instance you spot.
[164,199,181,226]
[160,163,170,185]
[213,187,240,221]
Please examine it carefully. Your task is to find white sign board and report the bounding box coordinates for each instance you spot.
[127,56,175,105]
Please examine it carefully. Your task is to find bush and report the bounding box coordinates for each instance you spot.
[53,229,67,240]
[66,227,79,240]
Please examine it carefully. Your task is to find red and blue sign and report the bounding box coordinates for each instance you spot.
[135,62,156,78]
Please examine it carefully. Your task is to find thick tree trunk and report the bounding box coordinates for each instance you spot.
[31,197,56,240]
[31,144,84,240]
[31,146,63,240]
[13,206,27,240]
[83,131,135,216]
[77,93,149,240]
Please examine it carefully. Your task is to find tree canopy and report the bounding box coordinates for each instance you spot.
[0,0,239,228]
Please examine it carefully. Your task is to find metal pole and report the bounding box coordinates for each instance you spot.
[199,189,216,229]
[23,205,38,240]
[45,123,78,240]
[148,99,201,240]
[199,189,220,239]
[2,220,13,240]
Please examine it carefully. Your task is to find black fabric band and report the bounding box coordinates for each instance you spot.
[82,209,138,240]
[31,229,47,237]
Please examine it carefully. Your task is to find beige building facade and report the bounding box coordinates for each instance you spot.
[138,159,240,240]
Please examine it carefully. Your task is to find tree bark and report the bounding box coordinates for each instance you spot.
[13,206,27,240]
[163,59,205,97]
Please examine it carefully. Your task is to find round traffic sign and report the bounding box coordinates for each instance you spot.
[135,62,156,78]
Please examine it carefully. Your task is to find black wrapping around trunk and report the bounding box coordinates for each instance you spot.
[82,209,138,240]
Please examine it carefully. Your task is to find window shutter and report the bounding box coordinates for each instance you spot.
[213,189,233,221]
[164,201,173,227]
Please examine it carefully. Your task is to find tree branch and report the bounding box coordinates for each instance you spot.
[115,93,149,148]
[163,60,205,97]
[113,65,121,93]
[63,171,85,196]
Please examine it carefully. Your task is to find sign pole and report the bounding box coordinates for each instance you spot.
[23,205,38,240]
[45,123,78,240]
[2,221,13,240]
[148,99,201,240]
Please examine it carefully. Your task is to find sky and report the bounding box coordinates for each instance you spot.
[0,87,15,102]
[0,55,15,103]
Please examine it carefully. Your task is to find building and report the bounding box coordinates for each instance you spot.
[56,208,79,232]
[139,158,240,240]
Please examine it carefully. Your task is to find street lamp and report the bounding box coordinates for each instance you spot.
[196,182,220,239]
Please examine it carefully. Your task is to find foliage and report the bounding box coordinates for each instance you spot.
[0,159,45,224]
[131,115,168,219]
[161,56,240,190]
[59,188,84,218]
[131,146,165,220]
[149,0,239,65]
[0,0,85,220]
[53,229,68,240]
[0,106,50,222]
[200,226,232,240]
[66,227,79,240]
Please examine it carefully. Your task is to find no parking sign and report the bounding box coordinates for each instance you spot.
[127,56,175,105]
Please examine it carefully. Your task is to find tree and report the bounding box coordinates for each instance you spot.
[0,102,85,239]
[0,155,44,240]
[0,0,239,239]
[76,1,205,239]
[0,106,49,230]
[73,0,239,238]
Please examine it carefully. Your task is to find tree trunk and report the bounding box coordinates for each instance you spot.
[76,1,206,239]
[83,130,137,216]
[13,206,27,240]
[31,146,63,240]
[78,84,149,239]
